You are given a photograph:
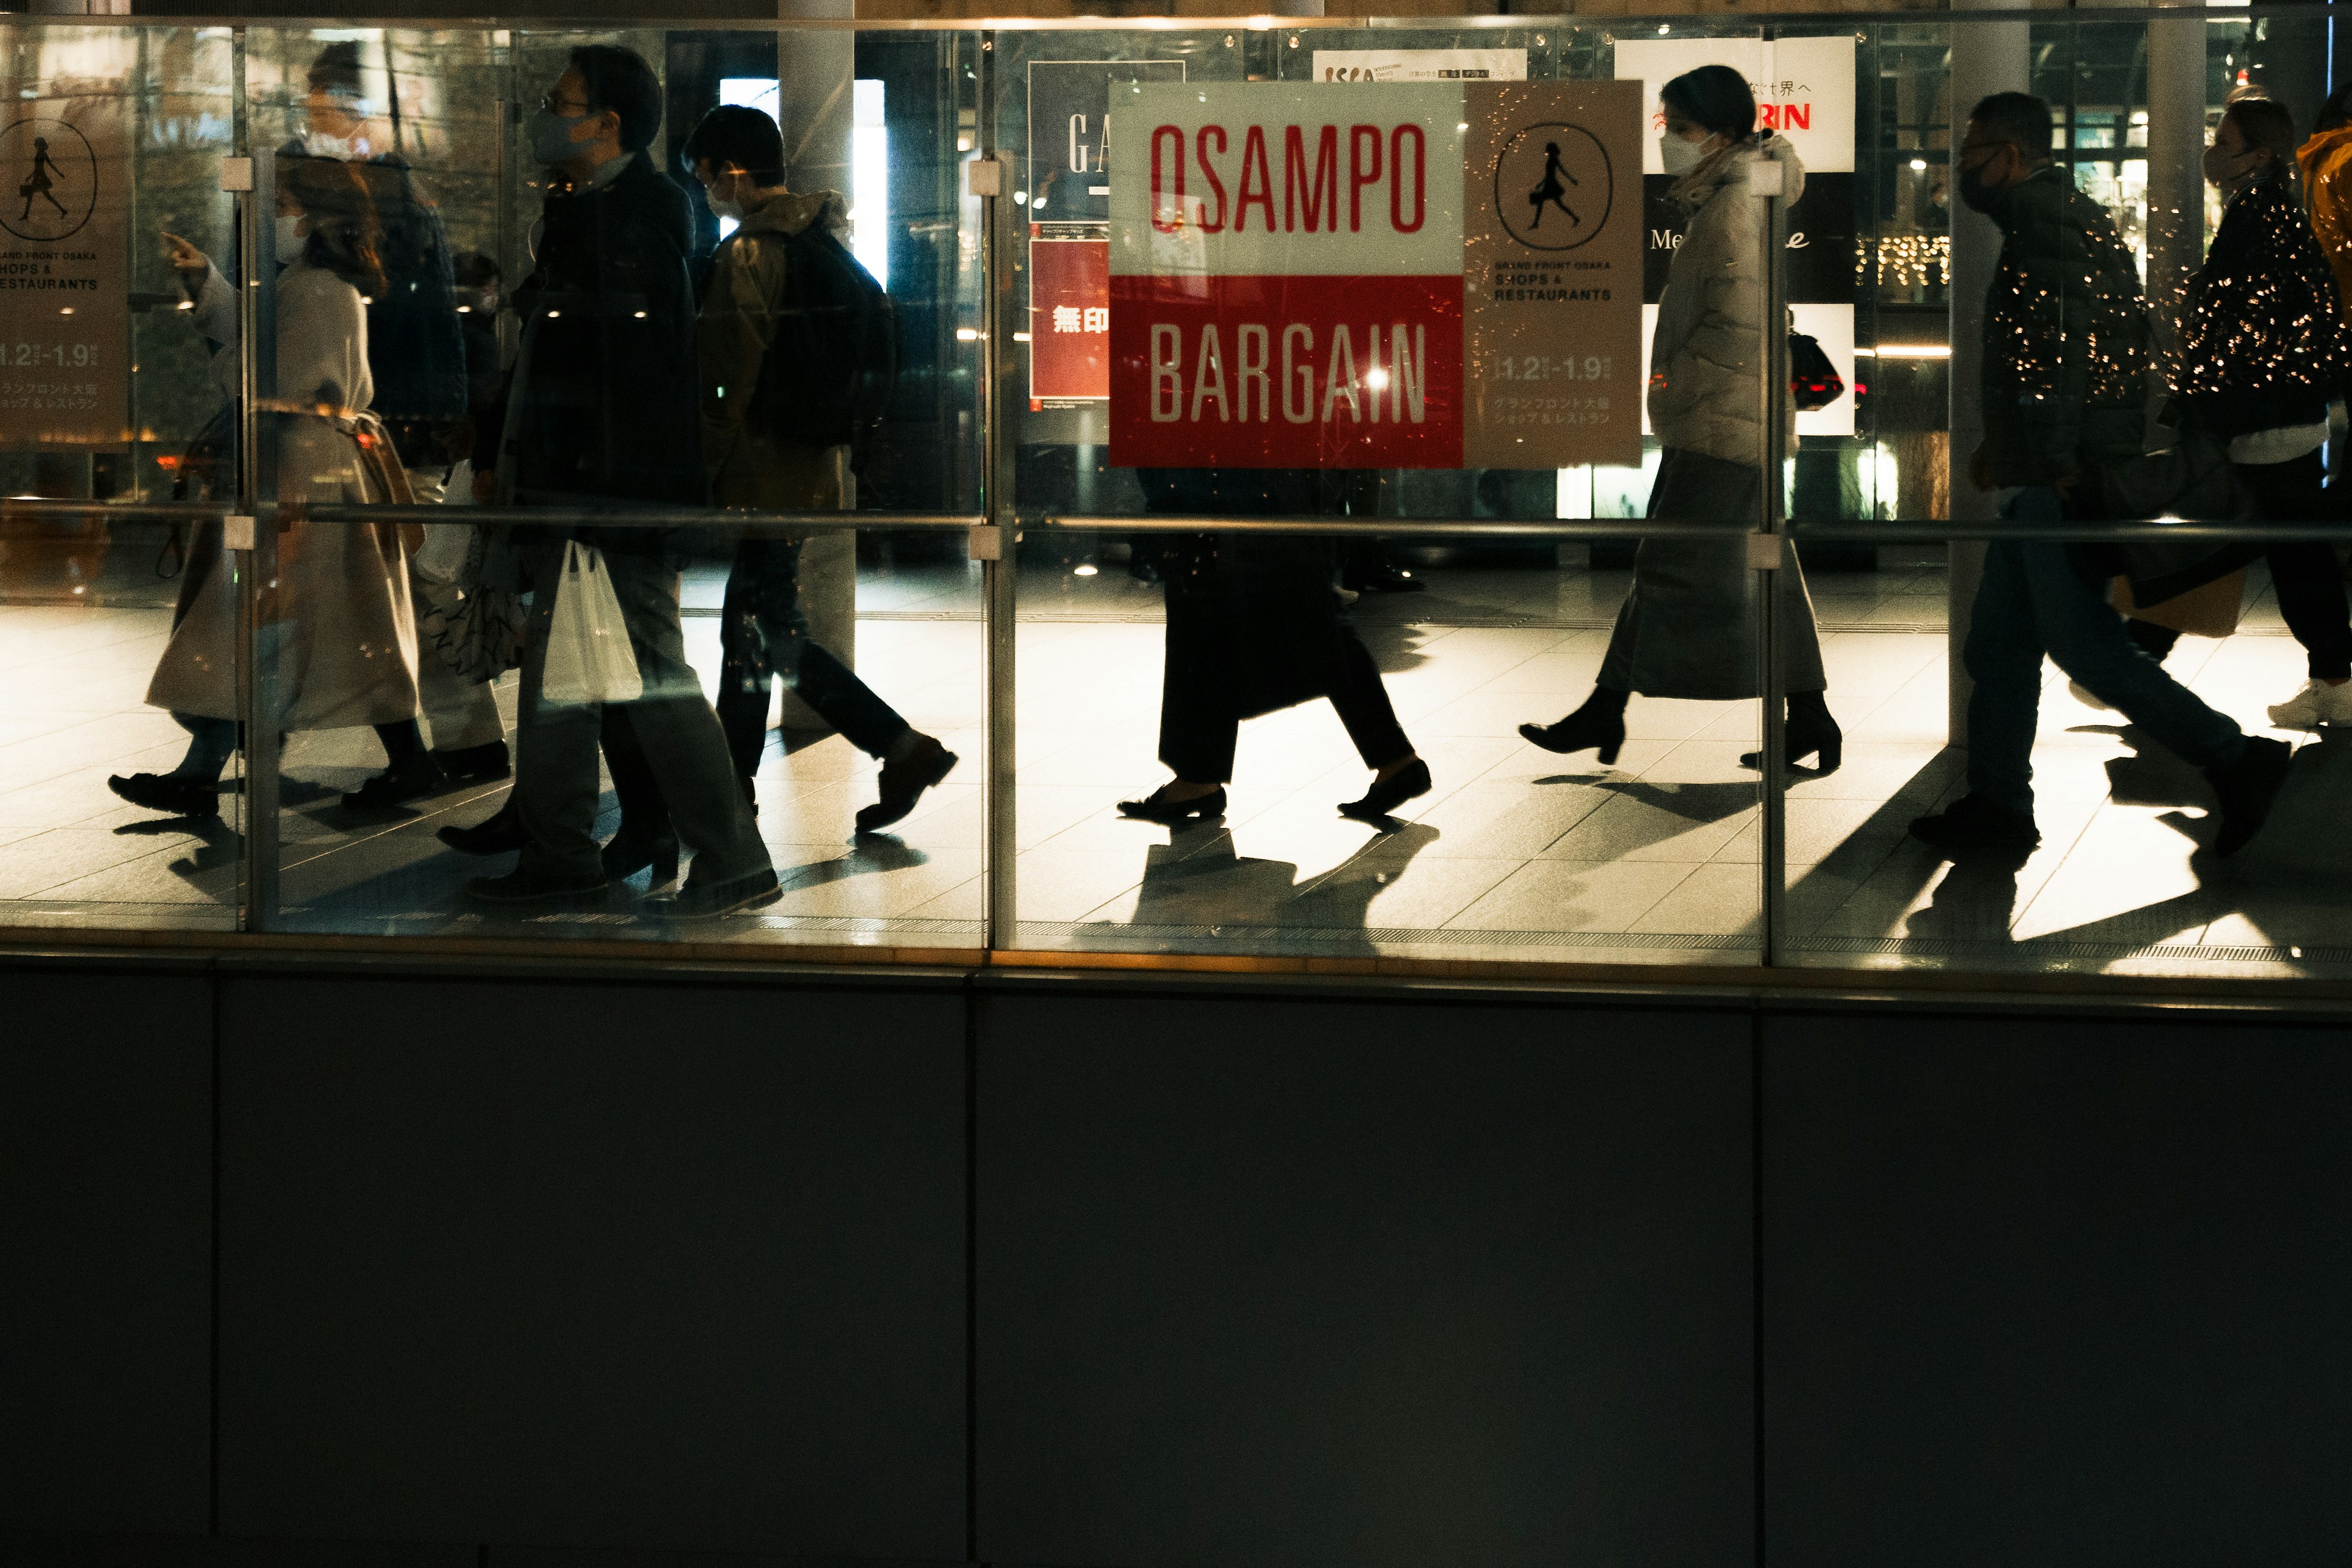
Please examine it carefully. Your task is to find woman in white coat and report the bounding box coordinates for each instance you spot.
[1521,65,1839,773]
[111,156,422,817]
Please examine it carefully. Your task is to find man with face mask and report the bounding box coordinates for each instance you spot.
[447,45,778,915]
[1910,91,2293,861]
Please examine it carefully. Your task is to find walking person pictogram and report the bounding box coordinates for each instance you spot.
[19,135,67,223]
[1527,140,1580,230]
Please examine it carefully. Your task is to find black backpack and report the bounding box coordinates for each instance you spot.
[748,222,899,467]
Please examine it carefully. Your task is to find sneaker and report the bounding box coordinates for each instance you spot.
[654,866,782,918]
[1908,793,2041,859]
[432,739,511,784]
[108,772,221,817]
[856,735,959,834]
[2206,735,2293,856]
[341,753,447,812]
[2266,679,2352,729]
[462,869,610,907]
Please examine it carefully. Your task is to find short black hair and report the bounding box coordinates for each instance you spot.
[568,43,662,155]
[681,105,786,184]
[452,249,502,289]
[307,40,364,99]
[2225,94,2299,168]
[2320,87,2352,134]
[1969,92,2055,164]
[1660,64,1756,143]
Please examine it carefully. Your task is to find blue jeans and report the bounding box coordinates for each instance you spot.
[1963,488,2245,816]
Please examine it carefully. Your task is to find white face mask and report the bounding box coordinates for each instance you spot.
[704,173,745,223]
[301,127,368,160]
[274,213,306,261]
[1660,132,1709,176]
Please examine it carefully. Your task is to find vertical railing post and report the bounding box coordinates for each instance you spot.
[233,137,280,932]
[1754,80,1790,968]
[976,31,1017,954]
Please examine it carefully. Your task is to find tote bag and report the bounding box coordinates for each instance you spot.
[541,540,644,706]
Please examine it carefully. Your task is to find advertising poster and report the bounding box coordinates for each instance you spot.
[1106,79,1642,470]
[0,94,127,444]
[1613,36,1857,437]
[1310,48,1528,84]
[1027,59,1182,407]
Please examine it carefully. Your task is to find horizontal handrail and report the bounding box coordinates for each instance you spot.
[13,497,2349,544]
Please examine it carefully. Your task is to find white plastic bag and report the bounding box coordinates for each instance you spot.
[540,539,643,706]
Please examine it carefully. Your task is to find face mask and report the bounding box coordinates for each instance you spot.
[1660,133,1708,177]
[273,213,306,261]
[706,180,744,223]
[2203,143,2258,187]
[1957,153,2007,216]
[301,128,366,160]
[528,107,589,167]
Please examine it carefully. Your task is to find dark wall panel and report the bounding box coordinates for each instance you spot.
[1764,1012,2352,1567]
[214,974,967,1559]
[0,968,213,1536]
[976,990,1754,1568]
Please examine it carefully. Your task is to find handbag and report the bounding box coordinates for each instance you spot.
[1789,331,1844,412]
[540,538,644,706]
[2100,409,2261,607]
[418,524,528,682]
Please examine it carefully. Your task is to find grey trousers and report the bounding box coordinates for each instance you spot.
[1598,447,1828,701]
[513,541,770,885]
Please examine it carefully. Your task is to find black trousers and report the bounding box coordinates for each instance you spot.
[1156,536,1411,785]
[2129,450,2352,680]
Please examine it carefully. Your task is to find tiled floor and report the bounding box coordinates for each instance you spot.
[4,541,2349,978]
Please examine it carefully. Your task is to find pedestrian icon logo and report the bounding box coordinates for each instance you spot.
[1,117,96,241]
[1493,121,1611,252]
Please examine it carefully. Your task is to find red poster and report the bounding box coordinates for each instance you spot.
[1030,227,1109,407]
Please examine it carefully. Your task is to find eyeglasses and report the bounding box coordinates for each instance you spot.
[540,93,592,116]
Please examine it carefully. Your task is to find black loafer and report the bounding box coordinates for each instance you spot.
[432,740,511,785]
[438,801,527,856]
[462,869,610,907]
[1340,758,1432,821]
[1118,784,1226,824]
[341,753,447,812]
[108,772,221,818]
[654,867,783,918]
[857,735,959,834]
[2206,735,2293,857]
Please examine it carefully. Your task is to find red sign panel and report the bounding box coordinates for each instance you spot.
[1029,228,1110,407]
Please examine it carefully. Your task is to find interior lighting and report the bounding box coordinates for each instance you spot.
[1073,564,1099,576]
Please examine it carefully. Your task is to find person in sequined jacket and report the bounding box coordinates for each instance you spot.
[2138,95,2352,729]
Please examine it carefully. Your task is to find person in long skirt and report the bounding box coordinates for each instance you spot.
[113,155,421,817]
[1520,65,1840,773]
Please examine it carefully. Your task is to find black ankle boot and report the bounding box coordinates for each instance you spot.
[1518,689,1627,764]
[1741,693,1842,774]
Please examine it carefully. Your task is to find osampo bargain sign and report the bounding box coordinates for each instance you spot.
[1108,80,1642,470]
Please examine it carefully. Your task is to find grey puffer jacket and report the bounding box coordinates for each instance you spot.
[1646,134,1803,466]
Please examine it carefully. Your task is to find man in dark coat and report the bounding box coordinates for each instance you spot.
[1910,91,2290,862]
[459,44,775,916]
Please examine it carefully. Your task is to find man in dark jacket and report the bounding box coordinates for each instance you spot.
[1911,91,2292,861]
[459,45,776,916]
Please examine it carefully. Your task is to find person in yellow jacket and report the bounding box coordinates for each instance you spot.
[2297,89,2352,319]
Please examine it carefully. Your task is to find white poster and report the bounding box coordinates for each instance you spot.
[1610,36,1855,175]
[1311,49,1528,85]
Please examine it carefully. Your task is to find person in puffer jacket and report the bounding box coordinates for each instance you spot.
[2135,94,2352,729]
[1520,65,1841,775]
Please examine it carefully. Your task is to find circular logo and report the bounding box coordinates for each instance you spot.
[1,116,97,243]
[1493,121,1612,252]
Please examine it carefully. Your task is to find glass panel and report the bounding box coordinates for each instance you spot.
[0,23,243,931]
[999,24,1771,964]
[228,24,985,949]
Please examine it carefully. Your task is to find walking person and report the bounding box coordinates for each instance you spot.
[671,104,956,834]
[1117,468,1429,826]
[115,156,422,816]
[2120,95,2352,728]
[446,45,776,914]
[1909,92,2291,860]
[1518,66,1841,774]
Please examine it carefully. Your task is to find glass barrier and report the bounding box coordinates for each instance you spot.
[5,9,2352,982]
